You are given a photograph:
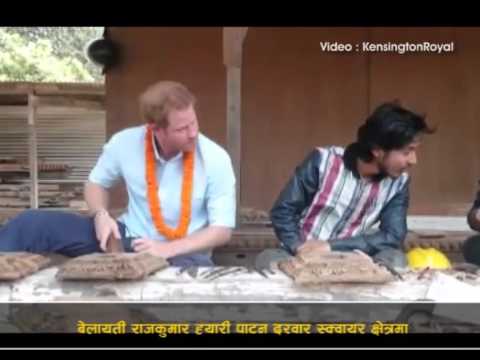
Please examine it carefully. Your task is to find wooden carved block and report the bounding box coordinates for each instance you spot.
[56,253,169,281]
[0,252,51,280]
[278,251,394,285]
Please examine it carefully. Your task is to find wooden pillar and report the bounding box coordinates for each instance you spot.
[27,92,38,209]
[223,27,248,218]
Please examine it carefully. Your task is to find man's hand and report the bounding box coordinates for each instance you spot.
[132,238,178,259]
[296,240,331,256]
[93,210,121,252]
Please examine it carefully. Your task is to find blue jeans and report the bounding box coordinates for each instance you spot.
[0,209,213,267]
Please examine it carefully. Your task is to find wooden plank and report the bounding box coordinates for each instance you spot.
[0,163,69,173]
[0,82,104,96]
[0,157,17,164]
[35,96,104,111]
[0,201,71,208]
[0,184,60,191]
[0,164,30,173]
[0,191,76,199]
[0,198,30,207]
[37,163,70,172]
[0,191,18,197]
[7,179,84,185]
[18,191,76,199]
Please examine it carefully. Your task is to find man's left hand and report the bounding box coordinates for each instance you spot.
[132,238,178,259]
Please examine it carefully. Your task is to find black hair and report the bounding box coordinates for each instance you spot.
[346,102,435,163]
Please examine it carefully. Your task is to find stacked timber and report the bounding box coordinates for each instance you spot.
[0,157,87,211]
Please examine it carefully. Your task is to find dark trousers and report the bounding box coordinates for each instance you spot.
[463,235,480,266]
[0,209,213,267]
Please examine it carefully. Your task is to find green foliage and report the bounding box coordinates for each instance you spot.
[0,27,104,83]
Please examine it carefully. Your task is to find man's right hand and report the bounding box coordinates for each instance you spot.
[296,240,331,256]
[93,209,121,252]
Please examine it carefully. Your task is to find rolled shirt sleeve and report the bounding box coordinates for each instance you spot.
[205,150,236,228]
[88,133,123,189]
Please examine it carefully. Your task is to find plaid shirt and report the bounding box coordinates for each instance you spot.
[271,146,410,255]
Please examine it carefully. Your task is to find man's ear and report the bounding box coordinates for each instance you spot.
[371,147,384,160]
[152,124,166,136]
[147,123,159,131]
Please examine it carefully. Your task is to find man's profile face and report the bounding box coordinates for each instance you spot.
[375,139,421,178]
[159,104,199,153]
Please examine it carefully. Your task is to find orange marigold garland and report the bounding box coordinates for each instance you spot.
[145,126,194,240]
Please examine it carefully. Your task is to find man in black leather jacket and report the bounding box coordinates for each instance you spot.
[463,181,480,265]
[257,102,435,270]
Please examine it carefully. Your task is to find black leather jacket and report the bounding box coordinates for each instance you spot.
[468,182,480,232]
[270,149,410,256]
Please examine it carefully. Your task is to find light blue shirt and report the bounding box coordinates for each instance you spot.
[89,125,236,242]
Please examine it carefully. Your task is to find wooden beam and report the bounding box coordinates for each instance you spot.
[0,164,30,173]
[223,27,248,218]
[0,82,105,96]
[223,27,248,67]
[28,92,39,209]
[226,68,242,214]
[35,96,105,111]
